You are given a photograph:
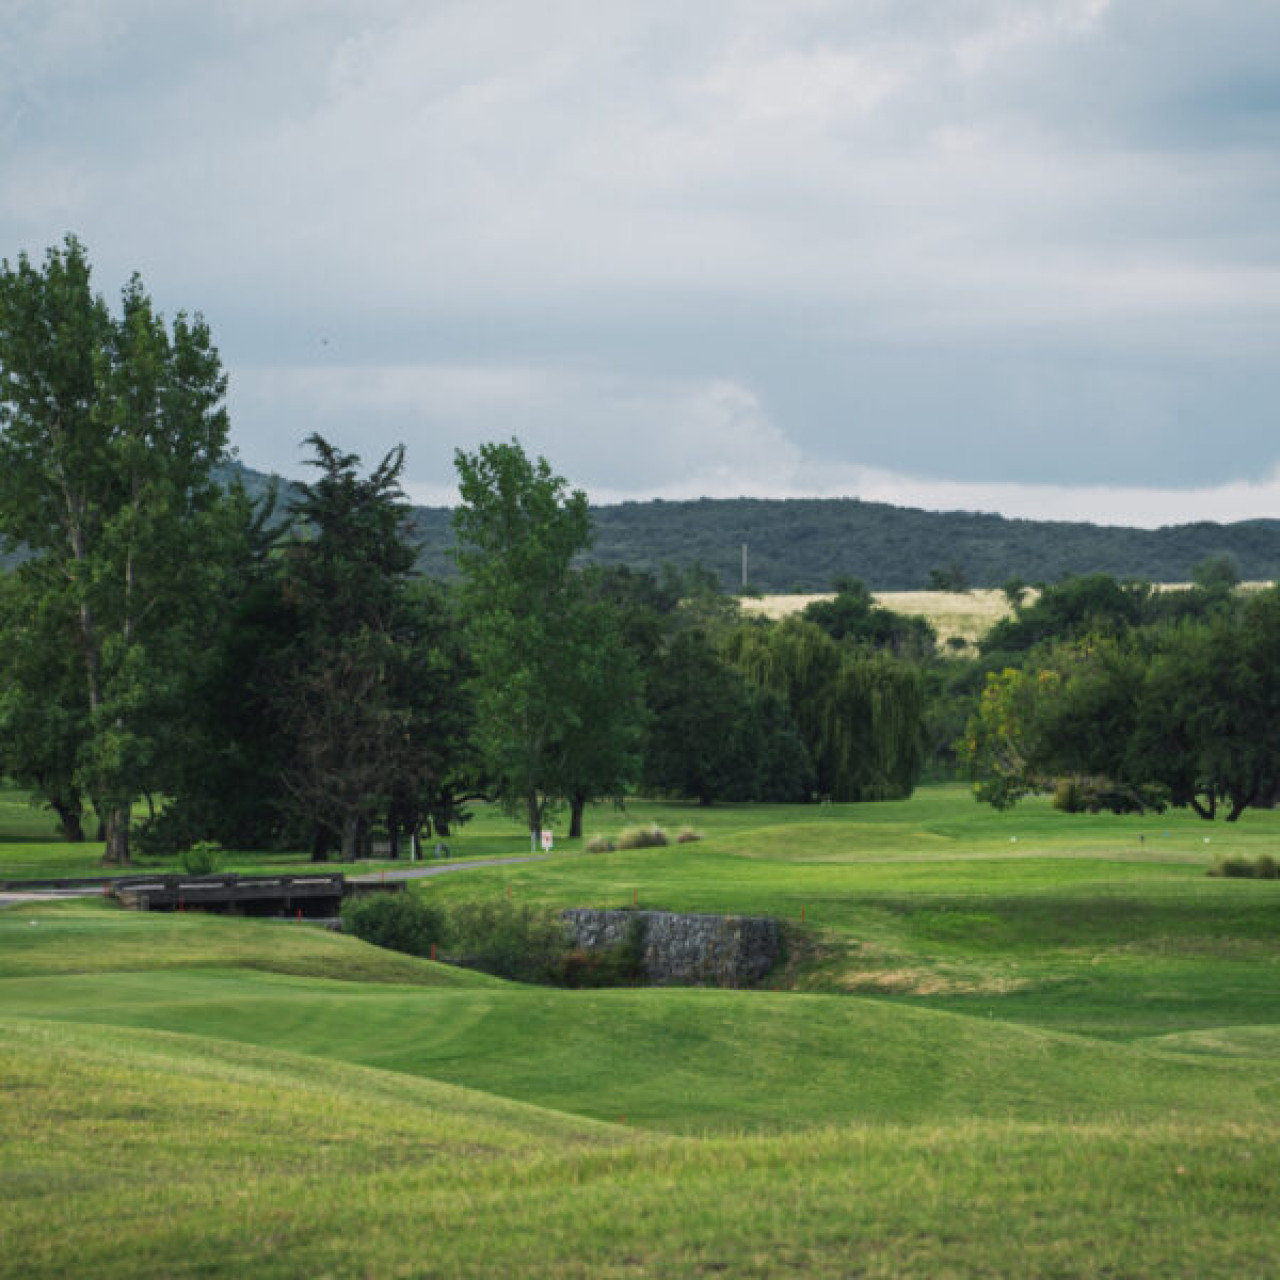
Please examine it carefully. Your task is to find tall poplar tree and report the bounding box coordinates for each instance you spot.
[0,237,229,863]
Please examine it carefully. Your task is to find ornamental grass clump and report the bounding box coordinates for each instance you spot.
[675,827,703,844]
[616,824,669,850]
[585,835,616,853]
[1207,853,1278,879]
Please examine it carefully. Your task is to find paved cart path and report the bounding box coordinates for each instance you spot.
[348,854,550,884]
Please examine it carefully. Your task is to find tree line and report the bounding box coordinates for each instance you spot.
[958,569,1280,821]
[0,239,933,863]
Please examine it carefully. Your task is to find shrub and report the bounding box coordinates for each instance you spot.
[1208,855,1259,879]
[135,806,206,858]
[1052,779,1084,813]
[617,824,669,849]
[179,841,223,876]
[341,893,446,958]
[443,900,570,984]
[1255,854,1279,880]
[675,826,703,844]
[585,834,616,853]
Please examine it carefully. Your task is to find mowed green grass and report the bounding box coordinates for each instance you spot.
[3,785,1280,1276]
[7,905,1280,1137]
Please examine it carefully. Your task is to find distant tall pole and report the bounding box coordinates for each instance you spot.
[742,542,748,589]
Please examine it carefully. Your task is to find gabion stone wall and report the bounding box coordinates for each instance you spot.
[561,909,781,986]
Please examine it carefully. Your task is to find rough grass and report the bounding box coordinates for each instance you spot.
[4,1017,1278,1279]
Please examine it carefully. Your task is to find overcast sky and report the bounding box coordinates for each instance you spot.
[4,1,1280,524]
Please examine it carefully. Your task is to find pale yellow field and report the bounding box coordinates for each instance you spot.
[740,589,1018,651]
[742,582,1273,652]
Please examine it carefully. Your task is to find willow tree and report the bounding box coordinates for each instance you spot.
[725,617,926,801]
[0,237,230,863]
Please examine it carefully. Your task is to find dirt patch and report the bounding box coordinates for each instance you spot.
[836,967,1035,997]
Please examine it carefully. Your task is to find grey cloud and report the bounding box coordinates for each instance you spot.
[2,1,1279,519]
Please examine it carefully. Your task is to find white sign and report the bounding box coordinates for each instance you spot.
[540,829,554,852]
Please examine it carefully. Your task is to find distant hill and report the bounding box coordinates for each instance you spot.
[229,463,1280,592]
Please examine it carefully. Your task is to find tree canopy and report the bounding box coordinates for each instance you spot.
[453,439,644,843]
[0,236,230,862]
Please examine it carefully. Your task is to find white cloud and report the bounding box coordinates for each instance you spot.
[812,465,1280,530]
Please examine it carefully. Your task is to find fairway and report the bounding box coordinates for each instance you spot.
[3,786,1279,1277]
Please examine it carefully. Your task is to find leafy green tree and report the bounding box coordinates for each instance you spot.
[558,582,647,837]
[0,569,90,838]
[1191,554,1241,594]
[961,638,1161,814]
[964,596,1280,822]
[1130,592,1280,821]
[744,686,816,802]
[927,562,970,592]
[642,629,758,805]
[131,481,299,855]
[803,577,936,658]
[981,574,1149,658]
[384,579,481,849]
[0,237,230,863]
[453,440,644,844]
[958,665,1051,810]
[921,656,986,781]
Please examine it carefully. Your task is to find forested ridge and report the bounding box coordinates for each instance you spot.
[226,462,1280,591]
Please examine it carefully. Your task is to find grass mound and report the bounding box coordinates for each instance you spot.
[0,900,497,987]
[6,909,1280,1136]
[4,1018,1278,1279]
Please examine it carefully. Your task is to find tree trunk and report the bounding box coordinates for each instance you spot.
[387,818,400,860]
[49,797,85,843]
[569,794,585,839]
[310,825,332,863]
[341,812,360,862]
[101,807,131,866]
[526,792,542,853]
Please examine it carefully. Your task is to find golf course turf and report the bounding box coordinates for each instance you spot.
[3,786,1278,1277]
